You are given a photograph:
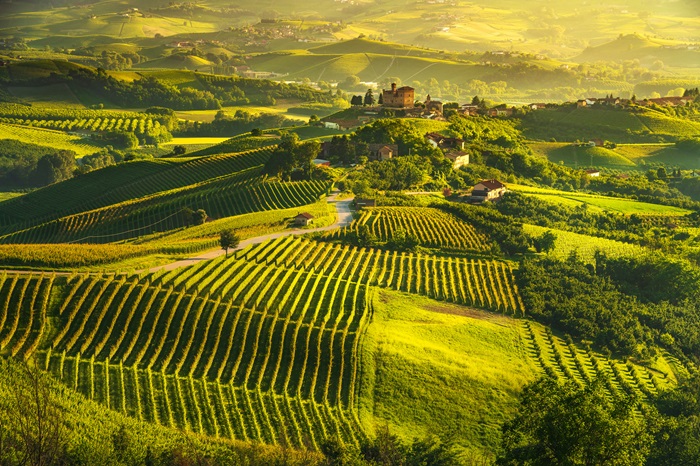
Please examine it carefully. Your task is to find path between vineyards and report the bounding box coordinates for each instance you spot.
[143,192,355,273]
[0,192,355,275]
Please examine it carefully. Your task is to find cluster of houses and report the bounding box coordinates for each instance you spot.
[349,179,508,210]
[576,95,695,108]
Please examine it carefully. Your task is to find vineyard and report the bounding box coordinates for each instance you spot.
[0,171,330,243]
[0,147,274,227]
[232,236,524,315]
[328,207,491,253]
[0,234,682,450]
[520,320,674,400]
[0,146,332,244]
[0,122,104,157]
[0,246,371,447]
[523,224,646,263]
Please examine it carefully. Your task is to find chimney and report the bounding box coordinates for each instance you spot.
[391,83,397,92]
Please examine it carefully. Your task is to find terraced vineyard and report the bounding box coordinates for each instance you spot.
[224,236,524,315]
[0,147,275,230]
[329,207,491,252]
[1,252,370,447]
[0,146,331,244]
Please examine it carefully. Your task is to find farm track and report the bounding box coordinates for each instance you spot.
[0,193,355,275]
[144,193,354,273]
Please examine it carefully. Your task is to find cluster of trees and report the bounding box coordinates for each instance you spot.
[70,48,148,70]
[500,373,700,465]
[198,74,342,107]
[0,140,76,188]
[263,132,321,181]
[62,68,222,110]
[518,252,700,359]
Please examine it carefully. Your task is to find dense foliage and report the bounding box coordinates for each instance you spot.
[498,376,651,466]
[518,253,700,360]
[0,139,76,188]
[435,202,531,255]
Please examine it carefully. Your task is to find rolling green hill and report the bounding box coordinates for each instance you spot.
[529,142,637,168]
[521,107,700,143]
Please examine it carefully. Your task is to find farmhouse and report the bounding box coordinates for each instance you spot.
[295,213,314,226]
[381,83,415,108]
[313,159,331,167]
[585,169,601,177]
[368,143,398,161]
[444,151,470,169]
[425,133,465,150]
[470,179,506,203]
[487,107,514,117]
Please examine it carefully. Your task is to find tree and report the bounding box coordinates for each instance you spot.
[0,359,66,466]
[172,144,186,156]
[364,89,375,106]
[533,230,557,254]
[497,376,652,466]
[351,95,363,106]
[219,229,240,258]
[192,209,207,225]
[355,225,377,248]
[33,151,76,186]
[251,128,263,136]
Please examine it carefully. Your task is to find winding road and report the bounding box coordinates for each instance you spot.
[143,192,355,273]
[0,193,355,275]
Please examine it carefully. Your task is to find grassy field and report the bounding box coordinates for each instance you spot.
[0,193,23,203]
[528,142,637,168]
[508,183,693,215]
[360,288,535,457]
[521,107,700,143]
[614,144,700,168]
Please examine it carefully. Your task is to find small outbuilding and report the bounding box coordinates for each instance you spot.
[295,213,315,226]
[354,198,376,209]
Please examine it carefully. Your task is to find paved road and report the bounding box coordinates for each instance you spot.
[143,193,354,273]
[1,193,355,275]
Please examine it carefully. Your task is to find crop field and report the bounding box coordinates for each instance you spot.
[0,255,673,451]
[330,207,491,252]
[0,171,330,244]
[523,224,646,263]
[0,248,371,447]
[508,183,693,216]
[0,201,334,270]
